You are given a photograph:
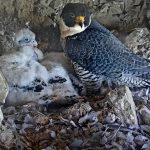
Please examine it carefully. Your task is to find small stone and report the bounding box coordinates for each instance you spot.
[70,139,83,148]
[142,143,150,150]
[43,147,54,150]
[109,5,122,15]
[138,105,150,125]
[0,30,5,35]
[134,135,149,146]
[3,106,16,115]
[0,127,14,147]
[40,0,53,7]
[99,135,107,145]
[60,129,67,134]
[34,115,49,125]
[50,131,56,139]
[105,113,116,123]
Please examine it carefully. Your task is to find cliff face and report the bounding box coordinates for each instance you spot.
[0,0,148,28]
[0,0,149,53]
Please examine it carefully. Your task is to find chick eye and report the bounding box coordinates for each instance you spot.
[24,37,30,42]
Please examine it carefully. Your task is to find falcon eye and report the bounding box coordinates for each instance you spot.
[69,13,75,18]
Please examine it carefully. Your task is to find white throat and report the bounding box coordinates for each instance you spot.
[59,16,91,38]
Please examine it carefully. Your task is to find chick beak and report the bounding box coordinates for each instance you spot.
[33,40,38,47]
[76,16,85,28]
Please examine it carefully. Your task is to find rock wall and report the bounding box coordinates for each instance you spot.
[0,0,149,54]
[0,0,148,29]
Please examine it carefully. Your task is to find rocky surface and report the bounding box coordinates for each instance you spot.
[0,89,149,150]
[125,28,150,59]
[0,0,147,30]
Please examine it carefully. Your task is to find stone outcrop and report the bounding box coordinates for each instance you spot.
[0,0,148,54]
[0,0,147,30]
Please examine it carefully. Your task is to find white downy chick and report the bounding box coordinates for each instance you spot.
[41,52,79,98]
[41,52,86,95]
[0,29,52,106]
[0,28,43,71]
[0,28,49,86]
[0,46,47,86]
[16,29,78,98]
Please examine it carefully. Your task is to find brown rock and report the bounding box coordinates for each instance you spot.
[138,105,150,125]
[0,127,15,148]
[125,28,150,59]
[107,86,138,125]
[94,0,146,31]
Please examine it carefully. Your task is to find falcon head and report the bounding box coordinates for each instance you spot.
[59,3,91,38]
[15,28,38,47]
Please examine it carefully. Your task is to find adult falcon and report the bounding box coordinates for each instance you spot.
[59,3,150,95]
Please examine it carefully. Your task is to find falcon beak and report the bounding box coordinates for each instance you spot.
[76,16,85,28]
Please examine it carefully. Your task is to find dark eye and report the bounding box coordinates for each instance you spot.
[24,37,30,43]
[18,40,21,43]
[69,13,75,18]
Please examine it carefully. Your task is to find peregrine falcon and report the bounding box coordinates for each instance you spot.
[59,3,150,94]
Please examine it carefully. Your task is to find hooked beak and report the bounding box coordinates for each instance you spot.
[75,16,85,28]
[32,40,38,47]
